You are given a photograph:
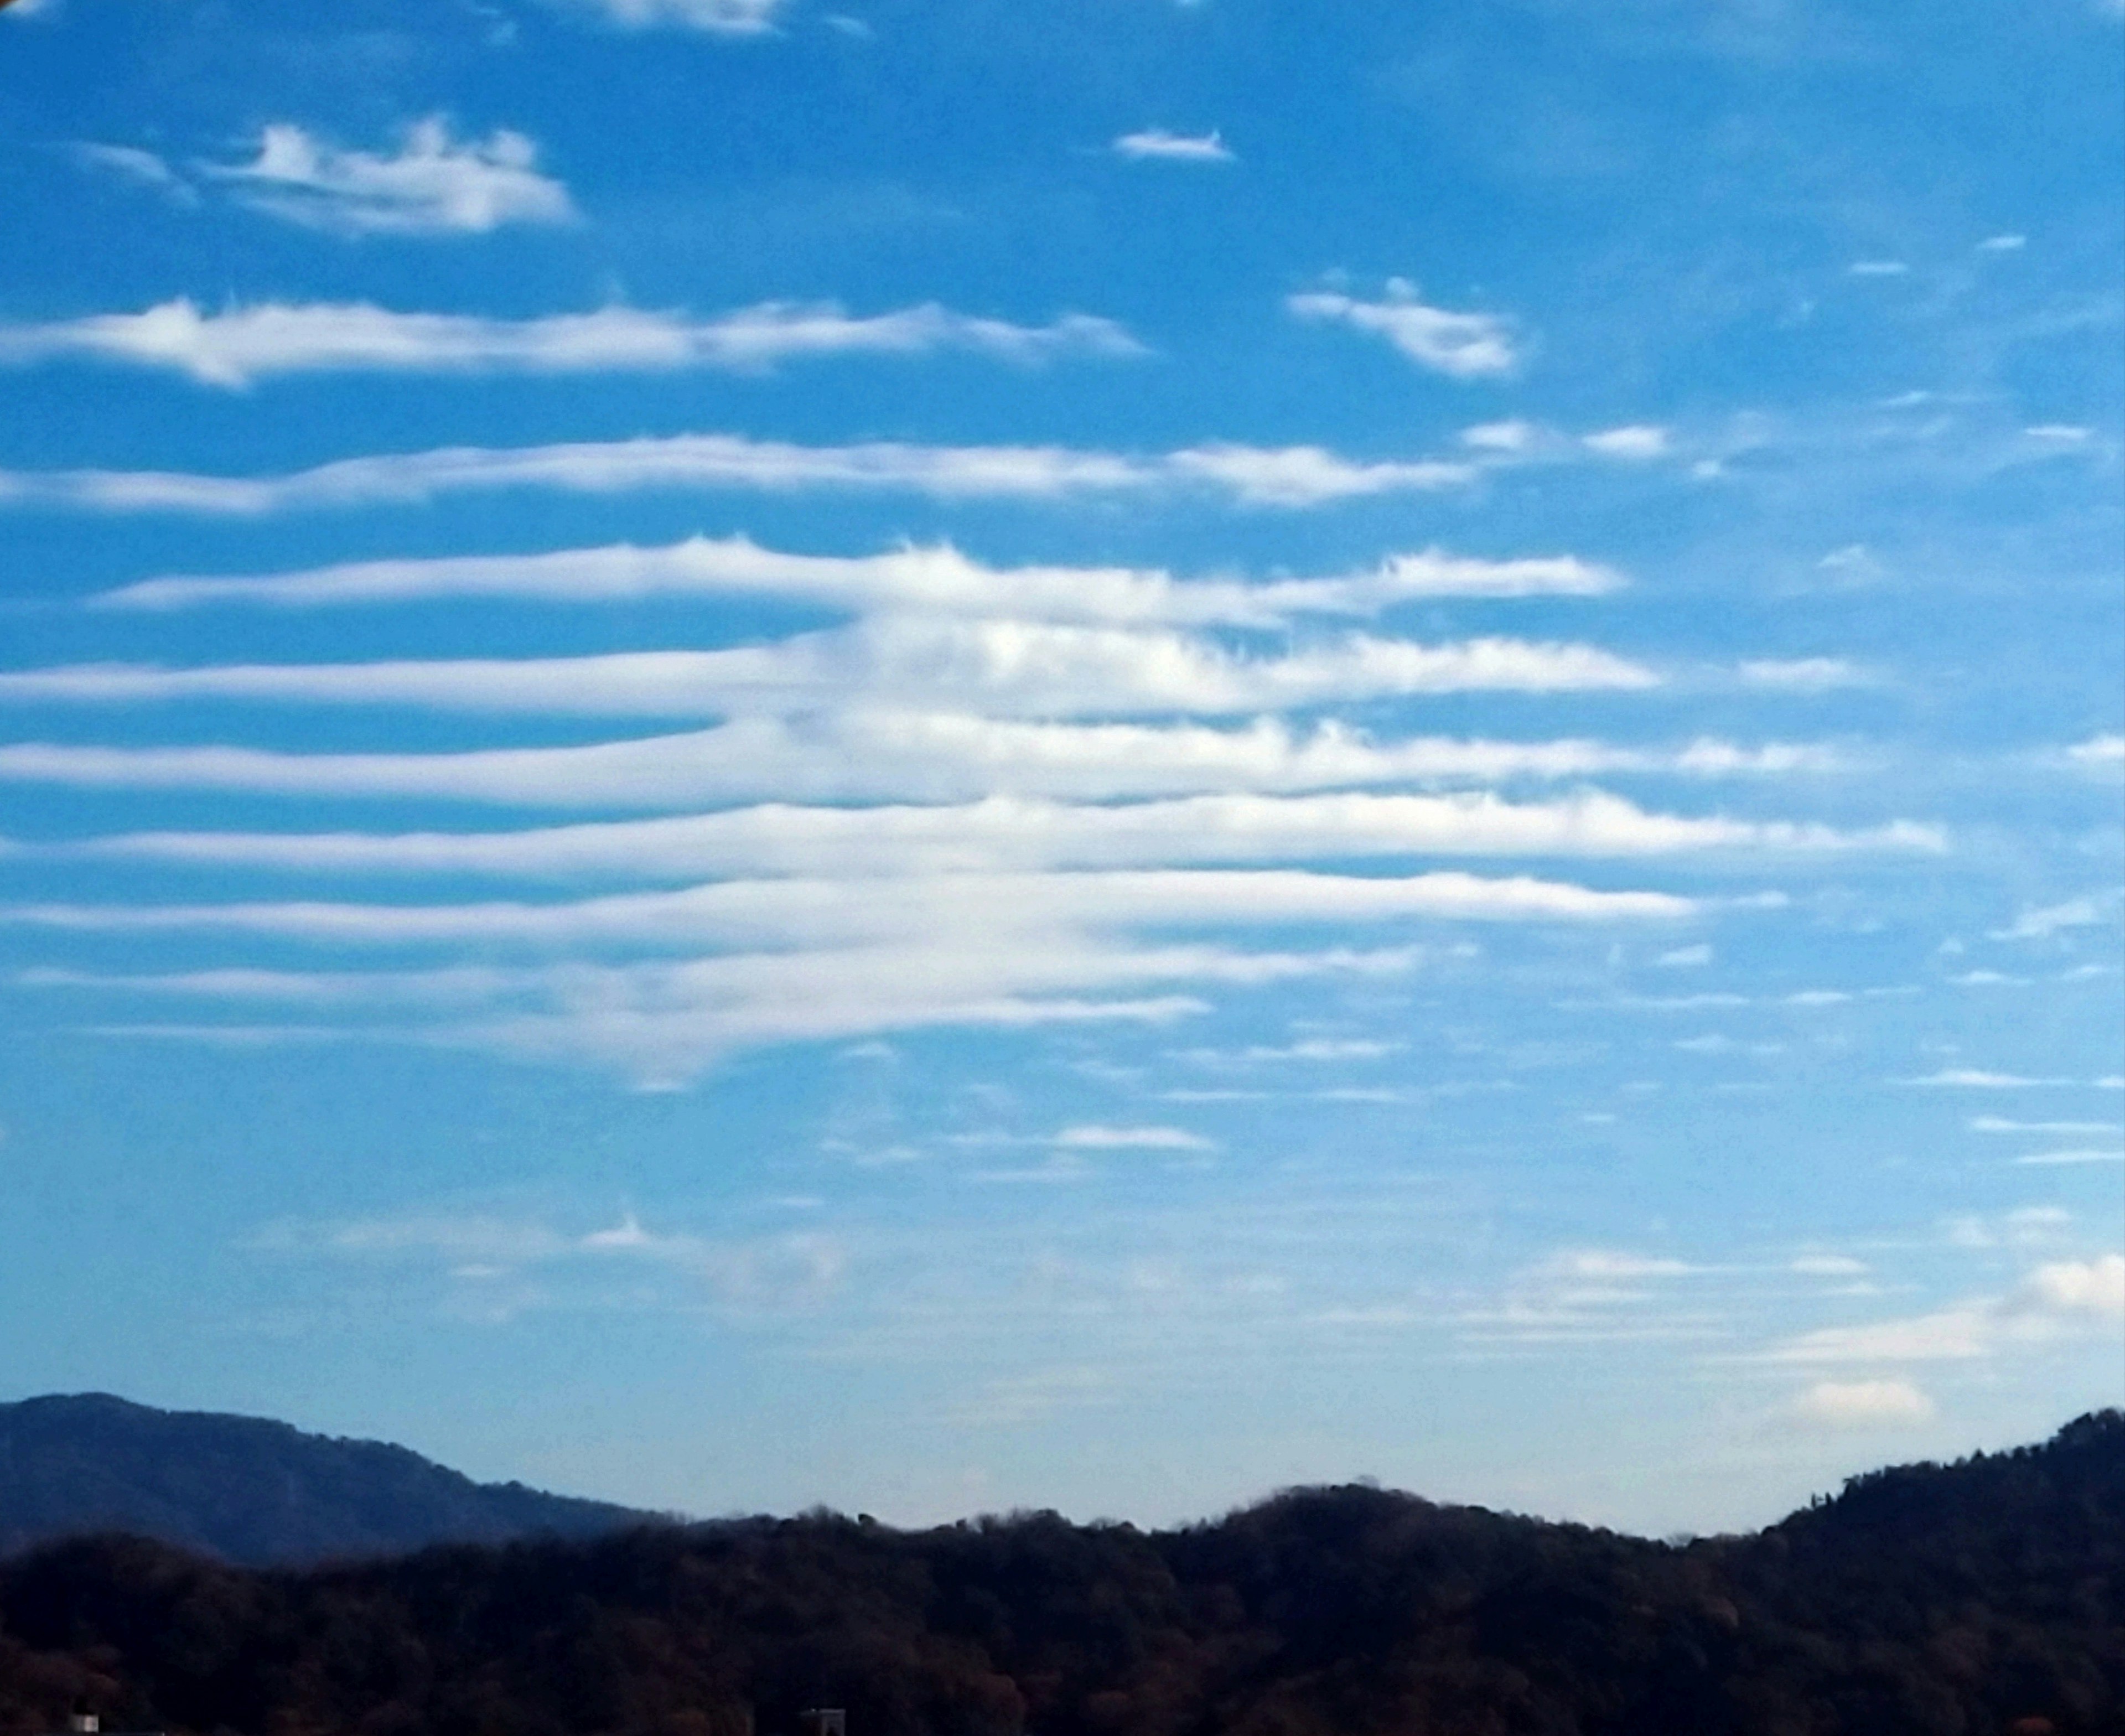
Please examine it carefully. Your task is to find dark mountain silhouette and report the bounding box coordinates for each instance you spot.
[0,1393,648,1567]
[0,1408,2118,1735]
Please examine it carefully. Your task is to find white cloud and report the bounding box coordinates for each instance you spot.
[1896,1068,2072,1087]
[1738,657,1869,692]
[1459,419,1536,452]
[1655,943,1713,968]
[1764,1255,2125,1366]
[1790,1255,1869,1277]
[70,143,198,204]
[203,118,574,237]
[0,718,1911,809]
[53,789,1927,882]
[1787,1379,1935,1428]
[1112,128,1232,163]
[1174,1039,1401,1064]
[49,792,1923,887]
[2065,733,2125,767]
[551,0,786,31]
[1540,1250,1695,1281]
[1970,1116,2122,1134]
[1990,893,2117,940]
[0,628,1663,721]
[1163,443,1476,504]
[261,1206,845,1314]
[1581,425,1669,459]
[2014,1254,2125,1315]
[4,868,1694,950]
[0,432,1485,515]
[94,535,1621,619]
[1816,543,1883,582]
[1848,260,1910,277]
[1287,283,1519,379]
[0,299,1141,387]
[1764,1305,1995,1363]
[1053,1124,1215,1150]
[1977,234,2026,251]
[12,868,1688,1081]
[2013,1149,2125,1167]
[2024,424,2092,442]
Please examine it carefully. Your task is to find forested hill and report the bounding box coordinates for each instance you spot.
[0,1393,646,1567]
[1,1411,2119,1736]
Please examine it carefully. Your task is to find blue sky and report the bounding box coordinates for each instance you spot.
[0,0,2119,1535]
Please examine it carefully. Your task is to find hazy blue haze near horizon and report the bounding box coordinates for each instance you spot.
[0,0,2118,1538]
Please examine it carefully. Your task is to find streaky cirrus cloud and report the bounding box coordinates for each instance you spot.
[0,628,1659,718]
[94,535,1621,619]
[0,715,1854,807]
[46,790,1942,884]
[1112,128,1232,163]
[0,299,1142,387]
[1286,281,1520,379]
[0,433,1479,514]
[201,118,574,237]
[70,142,199,204]
[5,866,1698,1081]
[1739,657,1872,692]
[546,0,786,32]
[1895,1067,2077,1088]
[1,867,1696,949]
[1760,1255,2125,1365]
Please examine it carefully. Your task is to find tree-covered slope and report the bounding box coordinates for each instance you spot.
[0,1411,2117,1736]
[0,1393,645,1567]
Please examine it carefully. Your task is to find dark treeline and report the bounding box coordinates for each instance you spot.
[1,1412,2118,1736]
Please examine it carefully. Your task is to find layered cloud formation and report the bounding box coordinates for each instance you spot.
[0,506,1936,1083]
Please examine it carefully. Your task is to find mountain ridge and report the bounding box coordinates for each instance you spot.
[0,1407,2116,1735]
[0,1392,651,1567]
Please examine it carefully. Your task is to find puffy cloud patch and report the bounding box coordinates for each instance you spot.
[203,118,574,237]
[1787,1379,1935,1428]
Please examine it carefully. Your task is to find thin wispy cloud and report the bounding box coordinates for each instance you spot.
[1761,1256,2125,1364]
[0,433,1483,515]
[10,867,1692,1081]
[70,143,199,204]
[1112,128,1233,163]
[1739,657,1870,692]
[0,718,1868,807]
[201,118,574,237]
[1286,281,1520,379]
[38,789,1940,882]
[94,535,1621,618]
[548,0,788,33]
[0,629,1661,717]
[1786,1379,1935,1429]
[0,299,1141,387]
